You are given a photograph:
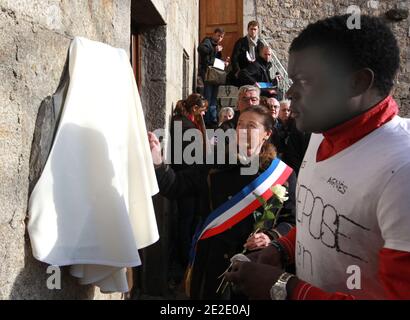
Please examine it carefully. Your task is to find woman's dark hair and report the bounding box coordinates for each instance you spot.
[240,105,277,169]
[174,93,208,116]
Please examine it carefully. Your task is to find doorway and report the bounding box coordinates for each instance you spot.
[199,0,244,60]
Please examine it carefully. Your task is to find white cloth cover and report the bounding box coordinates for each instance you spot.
[28,37,159,293]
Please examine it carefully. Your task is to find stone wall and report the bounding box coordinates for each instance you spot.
[0,0,199,299]
[164,0,199,132]
[244,0,410,117]
[140,25,167,131]
[0,0,130,300]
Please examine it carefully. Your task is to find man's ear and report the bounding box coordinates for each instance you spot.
[350,68,375,97]
[265,129,272,141]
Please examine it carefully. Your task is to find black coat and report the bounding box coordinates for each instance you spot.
[228,36,264,85]
[155,158,296,299]
[169,115,205,267]
[237,56,273,87]
[282,120,311,175]
[198,37,222,80]
[170,115,199,171]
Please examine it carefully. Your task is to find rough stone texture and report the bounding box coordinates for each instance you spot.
[244,0,258,34]
[245,0,410,117]
[163,0,199,131]
[0,0,130,300]
[140,25,167,132]
[134,0,199,137]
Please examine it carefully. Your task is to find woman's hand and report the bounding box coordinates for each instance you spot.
[148,131,163,166]
[244,232,271,251]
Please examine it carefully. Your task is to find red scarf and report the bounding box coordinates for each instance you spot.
[316,96,399,162]
[187,114,202,131]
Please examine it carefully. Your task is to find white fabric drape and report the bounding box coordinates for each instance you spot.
[28,37,159,293]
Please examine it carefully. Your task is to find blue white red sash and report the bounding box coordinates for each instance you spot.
[188,158,293,266]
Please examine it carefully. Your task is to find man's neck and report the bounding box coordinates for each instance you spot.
[316,95,398,162]
[324,95,387,132]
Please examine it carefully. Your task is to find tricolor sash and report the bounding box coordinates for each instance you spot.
[188,158,293,267]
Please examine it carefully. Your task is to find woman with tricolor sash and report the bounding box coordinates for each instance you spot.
[148,105,296,299]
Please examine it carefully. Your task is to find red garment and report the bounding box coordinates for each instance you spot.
[379,248,410,299]
[316,96,398,162]
[277,226,296,265]
[187,114,202,131]
[277,96,410,300]
[287,248,410,300]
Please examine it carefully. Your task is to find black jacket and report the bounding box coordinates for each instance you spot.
[170,114,199,171]
[198,37,222,79]
[228,36,264,85]
[282,121,311,175]
[155,158,296,299]
[237,56,273,87]
[169,115,204,267]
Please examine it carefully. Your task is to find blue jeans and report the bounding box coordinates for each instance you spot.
[204,83,218,125]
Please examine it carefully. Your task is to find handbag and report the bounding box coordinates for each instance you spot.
[205,66,226,85]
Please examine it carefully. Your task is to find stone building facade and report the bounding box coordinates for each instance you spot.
[0,0,198,299]
[1,0,409,300]
[244,0,410,117]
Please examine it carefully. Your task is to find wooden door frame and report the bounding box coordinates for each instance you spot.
[131,29,143,93]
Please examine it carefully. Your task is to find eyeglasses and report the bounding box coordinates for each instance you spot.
[241,97,259,102]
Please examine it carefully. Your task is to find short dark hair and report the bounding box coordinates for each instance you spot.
[248,20,259,29]
[214,27,225,34]
[289,14,400,96]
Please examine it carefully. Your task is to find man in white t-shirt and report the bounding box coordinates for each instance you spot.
[226,14,410,299]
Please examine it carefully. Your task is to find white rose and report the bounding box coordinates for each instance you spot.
[271,184,288,203]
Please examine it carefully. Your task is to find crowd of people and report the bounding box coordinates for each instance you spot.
[198,20,284,127]
[154,84,308,298]
[148,14,410,300]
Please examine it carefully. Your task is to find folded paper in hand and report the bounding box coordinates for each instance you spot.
[213,58,225,70]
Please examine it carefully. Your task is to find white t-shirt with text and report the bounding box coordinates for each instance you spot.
[296,116,410,299]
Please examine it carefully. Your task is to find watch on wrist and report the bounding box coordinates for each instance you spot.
[270,272,295,300]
